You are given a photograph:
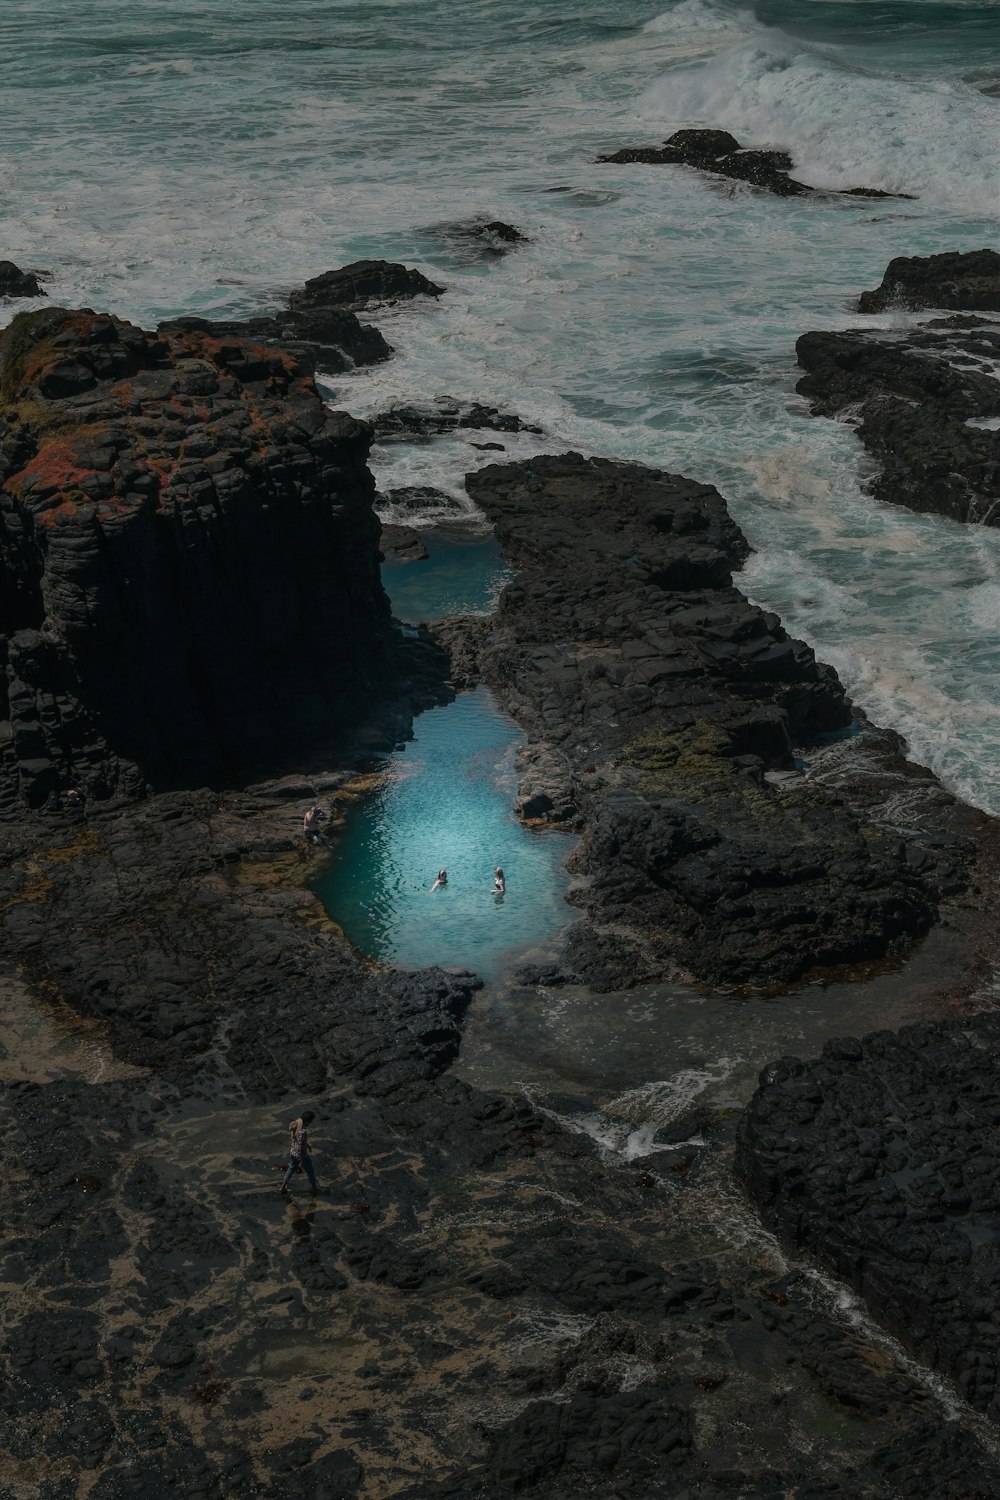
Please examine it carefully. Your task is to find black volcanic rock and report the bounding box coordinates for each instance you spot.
[464,453,951,987]
[423,217,529,261]
[160,307,392,375]
[858,249,1000,313]
[288,259,444,313]
[598,128,913,201]
[796,319,1000,525]
[373,397,543,443]
[736,1011,1000,1424]
[0,306,402,803]
[0,260,45,298]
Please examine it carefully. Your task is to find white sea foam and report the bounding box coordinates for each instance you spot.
[639,27,1000,214]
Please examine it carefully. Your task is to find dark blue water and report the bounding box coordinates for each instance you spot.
[314,686,576,977]
[383,534,513,621]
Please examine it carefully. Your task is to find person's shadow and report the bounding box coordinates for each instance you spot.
[286,1197,318,1241]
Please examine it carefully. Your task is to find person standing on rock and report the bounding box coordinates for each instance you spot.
[279,1111,318,1196]
[303,804,326,846]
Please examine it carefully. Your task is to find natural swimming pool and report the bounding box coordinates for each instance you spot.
[313,536,576,979]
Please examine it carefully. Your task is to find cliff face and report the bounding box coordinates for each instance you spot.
[0,307,395,805]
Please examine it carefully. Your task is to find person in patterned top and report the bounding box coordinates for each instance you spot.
[279,1110,318,1195]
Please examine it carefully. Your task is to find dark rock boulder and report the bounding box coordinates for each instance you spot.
[381,485,467,518]
[373,397,543,443]
[858,249,1000,314]
[796,319,1000,525]
[288,259,444,313]
[0,306,401,803]
[736,1011,1000,1424]
[0,260,45,299]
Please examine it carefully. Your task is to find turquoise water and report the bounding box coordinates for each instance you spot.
[383,534,513,621]
[314,686,575,977]
[1,0,999,810]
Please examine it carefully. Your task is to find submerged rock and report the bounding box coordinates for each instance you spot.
[0,306,401,803]
[796,315,1000,525]
[0,260,45,298]
[422,217,530,261]
[858,248,1000,313]
[288,258,445,312]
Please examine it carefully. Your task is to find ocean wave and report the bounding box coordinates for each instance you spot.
[638,25,1000,215]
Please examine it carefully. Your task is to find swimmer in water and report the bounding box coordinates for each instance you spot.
[492,866,505,895]
[430,869,448,892]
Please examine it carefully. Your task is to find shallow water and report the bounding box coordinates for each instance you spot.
[314,685,576,978]
[383,533,513,620]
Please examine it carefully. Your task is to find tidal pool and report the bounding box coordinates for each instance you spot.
[381,532,513,620]
[314,685,576,979]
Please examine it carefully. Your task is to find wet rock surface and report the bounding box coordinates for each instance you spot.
[0,260,45,298]
[738,1010,1000,1430]
[858,249,1000,314]
[597,128,913,201]
[160,308,393,375]
[373,397,543,443]
[420,217,530,262]
[0,306,427,804]
[288,259,444,313]
[797,310,1000,526]
[462,453,990,988]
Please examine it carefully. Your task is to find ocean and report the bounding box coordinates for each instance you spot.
[3,0,999,806]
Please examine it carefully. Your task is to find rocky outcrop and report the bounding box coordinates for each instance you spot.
[858,249,1000,313]
[736,1010,1000,1424]
[796,316,1000,525]
[379,522,428,562]
[0,259,45,298]
[597,128,913,200]
[160,308,392,375]
[373,397,543,443]
[0,306,417,805]
[288,258,444,313]
[462,453,966,988]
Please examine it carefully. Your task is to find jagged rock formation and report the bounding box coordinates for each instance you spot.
[0,306,406,805]
[737,1011,1000,1425]
[288,258,444,313]
[597,128,913,200]
[858,248,1000,313]
[797,285,1000,525]
[0,259,45,298]
[461,453,965,988]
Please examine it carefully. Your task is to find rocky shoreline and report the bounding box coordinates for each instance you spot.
[796,250,1000,527]
[3,287,1000,1498]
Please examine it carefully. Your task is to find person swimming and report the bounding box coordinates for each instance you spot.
[492,866,505,895]
[430,869,448,891]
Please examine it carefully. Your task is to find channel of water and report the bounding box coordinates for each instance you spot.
[313,533,576,981]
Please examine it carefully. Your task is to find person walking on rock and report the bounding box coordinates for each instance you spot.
[279,1110,318,1196]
